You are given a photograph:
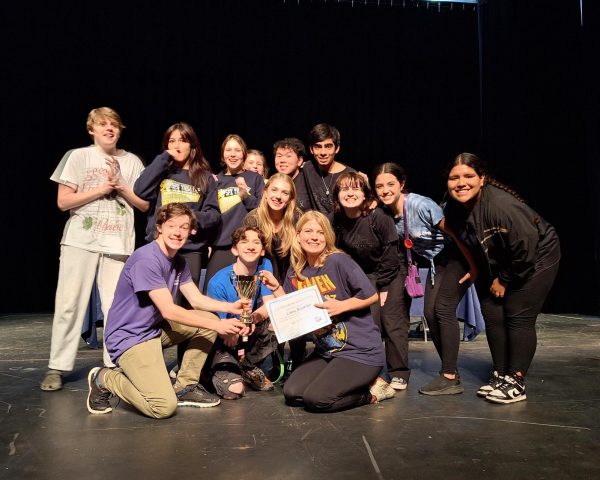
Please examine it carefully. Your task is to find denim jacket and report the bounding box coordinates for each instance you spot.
[392,193,447,281]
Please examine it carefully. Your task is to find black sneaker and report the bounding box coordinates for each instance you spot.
[87,367,113,414]
[176,384,221,408]
[486,374,526,404]
[477,371,504,397]
[419,374,464,396]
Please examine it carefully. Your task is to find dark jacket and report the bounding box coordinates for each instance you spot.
[446,184,560,284]
[133,151,220,252]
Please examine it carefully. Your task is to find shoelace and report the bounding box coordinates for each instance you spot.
[177,384,197,396]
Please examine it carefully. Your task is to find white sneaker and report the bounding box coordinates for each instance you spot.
[477,371,503,397]
[486,375,527,404]
[169,365,179,380]
[390,377,408,390]
[370,378,396,402]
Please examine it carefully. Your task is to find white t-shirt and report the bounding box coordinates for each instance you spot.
[55,145,145,255]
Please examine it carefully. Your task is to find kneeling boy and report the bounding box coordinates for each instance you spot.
[86,203,246,418]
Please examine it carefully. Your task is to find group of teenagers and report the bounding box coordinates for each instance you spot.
[41,106,561,419]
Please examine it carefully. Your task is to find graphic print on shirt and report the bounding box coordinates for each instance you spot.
[81,166,129,235]
[293,274,347,353]
[160,179,200,206]
[217,186,241,214]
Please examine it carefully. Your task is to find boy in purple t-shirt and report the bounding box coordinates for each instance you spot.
[86,204,247,418]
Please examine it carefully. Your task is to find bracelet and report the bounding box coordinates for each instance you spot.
[273,283,281,290]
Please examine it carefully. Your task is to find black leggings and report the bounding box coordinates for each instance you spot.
[368,273,411,380]
[476,262,560,376]
[425,258,470,374]
[283,353,380,413]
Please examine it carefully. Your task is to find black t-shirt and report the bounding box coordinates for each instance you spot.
[300,161,355,221]
[334,207,400,289]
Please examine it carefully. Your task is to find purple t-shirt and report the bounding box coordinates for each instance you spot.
[104,241,192,364]
[283,252,385,367]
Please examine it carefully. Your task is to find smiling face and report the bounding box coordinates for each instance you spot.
[310,138,339,170]
[274,147,303,177]
[297,219,327,261]
[447,164,485,206]
[223,138,245,174]
[88,116,121,152]
[374,172,404,210]
[337,179,366,213]
[231,229,265,265]
[167,129,191,165]
[156,214,192,257]
[244,153,265,177]
[265,178,292,212]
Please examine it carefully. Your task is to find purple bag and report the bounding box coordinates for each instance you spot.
[403,194,425,298]
[405,263,425,298]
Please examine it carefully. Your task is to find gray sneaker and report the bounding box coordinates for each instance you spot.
[419,374,464,396]
[176,384,221,408]
[87,367,113,414]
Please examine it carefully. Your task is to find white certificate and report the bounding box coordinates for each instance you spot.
[267,285,332,343]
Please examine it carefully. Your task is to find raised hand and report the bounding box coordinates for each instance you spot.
[235,177,251,200]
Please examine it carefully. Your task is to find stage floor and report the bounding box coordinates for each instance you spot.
[1,313,599,479]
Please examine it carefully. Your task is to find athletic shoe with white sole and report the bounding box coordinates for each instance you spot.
[370,378,396,402]
[486,374,526,404]
[176,384,221,408]
[390,377,408,390]
[87,367,113,414]
[477,371,504,397]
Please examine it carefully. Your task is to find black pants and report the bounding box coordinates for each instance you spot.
[425,258,470,374]
[475,262,560,376]
[283,353,380,413]
[368,273,411,380]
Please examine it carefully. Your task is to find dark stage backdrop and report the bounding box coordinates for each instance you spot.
[1,0,597,315]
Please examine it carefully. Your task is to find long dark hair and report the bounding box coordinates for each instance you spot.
[447,152,525,203]
[162,122,211,194]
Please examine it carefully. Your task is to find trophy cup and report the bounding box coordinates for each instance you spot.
[231,273,262,341]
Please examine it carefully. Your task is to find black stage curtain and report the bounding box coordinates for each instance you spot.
[1,0,596,314]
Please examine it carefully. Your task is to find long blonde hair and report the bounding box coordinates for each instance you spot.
[251,173,300,257]
[291,211,341,281]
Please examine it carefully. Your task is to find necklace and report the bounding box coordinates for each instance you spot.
[318,169,335,196]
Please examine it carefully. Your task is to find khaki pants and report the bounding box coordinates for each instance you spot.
[49,245,126,371]
[103,315,217,419]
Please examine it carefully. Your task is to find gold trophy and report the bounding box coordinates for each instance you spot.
[231,273,262,341]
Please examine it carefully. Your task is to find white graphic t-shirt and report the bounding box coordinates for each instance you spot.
[57,146,144,255]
